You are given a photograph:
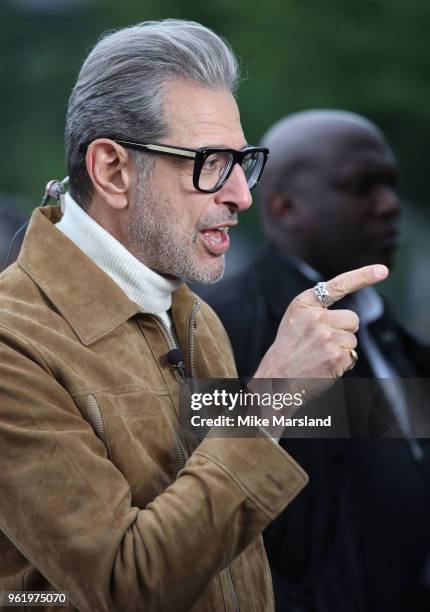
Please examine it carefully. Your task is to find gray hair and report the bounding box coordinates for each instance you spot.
[65,19,240,209]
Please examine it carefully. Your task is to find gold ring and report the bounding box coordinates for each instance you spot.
[348,348,358,370]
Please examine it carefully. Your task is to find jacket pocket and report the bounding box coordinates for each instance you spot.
[79,389,185,508]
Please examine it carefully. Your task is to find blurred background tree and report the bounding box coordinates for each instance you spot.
[1,0,430,335]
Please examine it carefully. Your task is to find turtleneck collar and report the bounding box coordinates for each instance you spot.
[55,192,181,314]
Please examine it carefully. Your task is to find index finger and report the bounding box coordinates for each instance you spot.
[299,264,389,308]
[326,265,389,304]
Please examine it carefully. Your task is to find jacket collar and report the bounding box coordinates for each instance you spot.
[19,206,199,347]
[18,206,143,345]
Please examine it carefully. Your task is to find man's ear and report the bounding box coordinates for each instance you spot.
[85,139,133,210]
[265,192,302,230]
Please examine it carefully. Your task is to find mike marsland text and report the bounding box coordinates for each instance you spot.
[190,415,332,428]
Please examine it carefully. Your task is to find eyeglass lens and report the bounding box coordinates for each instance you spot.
[198,150,265,191]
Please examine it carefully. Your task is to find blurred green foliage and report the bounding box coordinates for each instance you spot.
[1,0,429,218]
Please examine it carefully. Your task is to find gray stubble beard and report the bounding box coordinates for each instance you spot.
[125,178,226,284]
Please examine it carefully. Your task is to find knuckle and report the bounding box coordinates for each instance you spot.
[333,349,343,364]
[340,279,348,295]
[332,277,346,297]
[325,346,341,365]
[287,315,295,327]
[314,324,329,344]
[323,328,333,342]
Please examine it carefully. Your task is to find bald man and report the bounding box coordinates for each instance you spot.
[201,111,430,612]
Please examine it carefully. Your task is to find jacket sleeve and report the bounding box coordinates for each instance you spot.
[0,325,308,612]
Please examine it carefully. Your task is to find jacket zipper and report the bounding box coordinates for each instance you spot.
[150,300,200,380]
[173,435,187,468]
[186,300,200,379]
[152,314,176,349]
[151,314,186,382]
[96,309,239,611]
[184,302,240,612]
[143,309,240,612]
[86,394,110,456]
[150,309,200,469]
[226,565,240,612]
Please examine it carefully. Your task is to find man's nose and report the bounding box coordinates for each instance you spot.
[214,163,253,212]
[374,185,401,218]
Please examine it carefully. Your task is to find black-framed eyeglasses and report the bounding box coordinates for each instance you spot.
[80,139,269,193]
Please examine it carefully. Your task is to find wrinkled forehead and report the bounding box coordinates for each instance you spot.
[162,80,246,148]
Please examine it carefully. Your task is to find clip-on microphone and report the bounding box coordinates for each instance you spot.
[166,348,186,380]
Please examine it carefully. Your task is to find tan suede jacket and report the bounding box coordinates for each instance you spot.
[0,206,308,612]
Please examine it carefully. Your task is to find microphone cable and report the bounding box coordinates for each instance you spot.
[3,177,69,270]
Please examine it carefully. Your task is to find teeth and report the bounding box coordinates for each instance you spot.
[202,227,229,235]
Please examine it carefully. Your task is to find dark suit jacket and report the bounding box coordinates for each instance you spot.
[199,242,430,612]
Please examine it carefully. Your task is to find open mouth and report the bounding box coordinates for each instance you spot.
[199,226,231,255]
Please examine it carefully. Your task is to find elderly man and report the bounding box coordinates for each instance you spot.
[0,25,387,612]
[203,110,430,611]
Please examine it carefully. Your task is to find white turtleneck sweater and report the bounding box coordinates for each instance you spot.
[55,192,181,332]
